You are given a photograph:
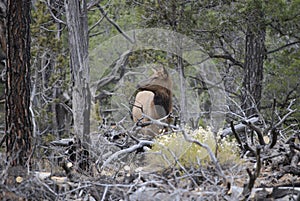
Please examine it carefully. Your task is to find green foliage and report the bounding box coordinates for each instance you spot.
[146,127,240,169]
[127,50,172,68]
[42,133,56,144]
[262,0,300,120]
[31,1,71,135]
[88,0,300,126]
[263,48,300,121]
[31,2,69,84]
[132,0,199,34]
[89,0,139,50]
[90,101,102,132]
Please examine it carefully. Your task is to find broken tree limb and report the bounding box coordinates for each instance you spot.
[99,139,154,170]
[221,117,259,138]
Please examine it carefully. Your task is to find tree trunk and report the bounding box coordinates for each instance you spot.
[6,0,32,167]
[64,0,91,170]
[178,55,187,124]
[242,1,266,117]
[0,0,6,69]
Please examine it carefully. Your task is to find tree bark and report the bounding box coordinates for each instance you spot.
[0,0,6,69]
[178,55,187,124]
[64,0,91,170]
[242,1,266,117]
[6,0,32,167]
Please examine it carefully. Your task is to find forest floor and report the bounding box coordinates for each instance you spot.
[0,128,300,201]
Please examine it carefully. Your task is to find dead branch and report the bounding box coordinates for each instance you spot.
[209,53,244,68]
[241,146,262,200]
[221,117,259,138]
[164,146,199,187]
[273,99,297,129]
[99,139,154,170]
[137,113,180,131]
[282,165,300,176]
[268,128,278,149]
[267,41,300,54]
[91,50,131,99]
[230,121,256,156]
[42,0,66,25]
[242,120,266,145]
[88,14,105,34]
[96,4,135,43]
[230,121,243,151]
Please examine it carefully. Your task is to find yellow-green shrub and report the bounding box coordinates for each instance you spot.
[144,127,240,170]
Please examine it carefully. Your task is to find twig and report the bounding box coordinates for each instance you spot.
[164,145,199,187]
[88,14,105,33]
[140,113,181,131]
[42,0,66,25]
[274,99,297,129]
[209,53,244,68]
[101,186,108,201]
[267,41,300,54]
[0,132,7,147]
[264,98,277,135]
[35,177,58,197]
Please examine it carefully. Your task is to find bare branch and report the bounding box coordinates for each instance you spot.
[267,41,300,54]
[88,14,105,34]
[242,120,266,145]
[268,128,278,149]
[241,146,261,200]
[230,121,256,156]
[99,139,154,170]
[96,4,135,43]
[209,53,244,68]
[274,99,297,129]
[91,50,131,99]
[221,117,259,138]
[264,98,277,135]
[87,0,101,9]
[42,0,66,25]
[230,121,243,151]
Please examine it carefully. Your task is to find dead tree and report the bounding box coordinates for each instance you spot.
[65,0,91,171]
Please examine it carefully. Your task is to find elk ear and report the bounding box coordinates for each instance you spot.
[152,65,167,75]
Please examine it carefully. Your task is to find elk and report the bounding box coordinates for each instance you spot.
[132,65,173,138]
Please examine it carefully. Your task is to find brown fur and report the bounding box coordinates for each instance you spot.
[132,66,172,138]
